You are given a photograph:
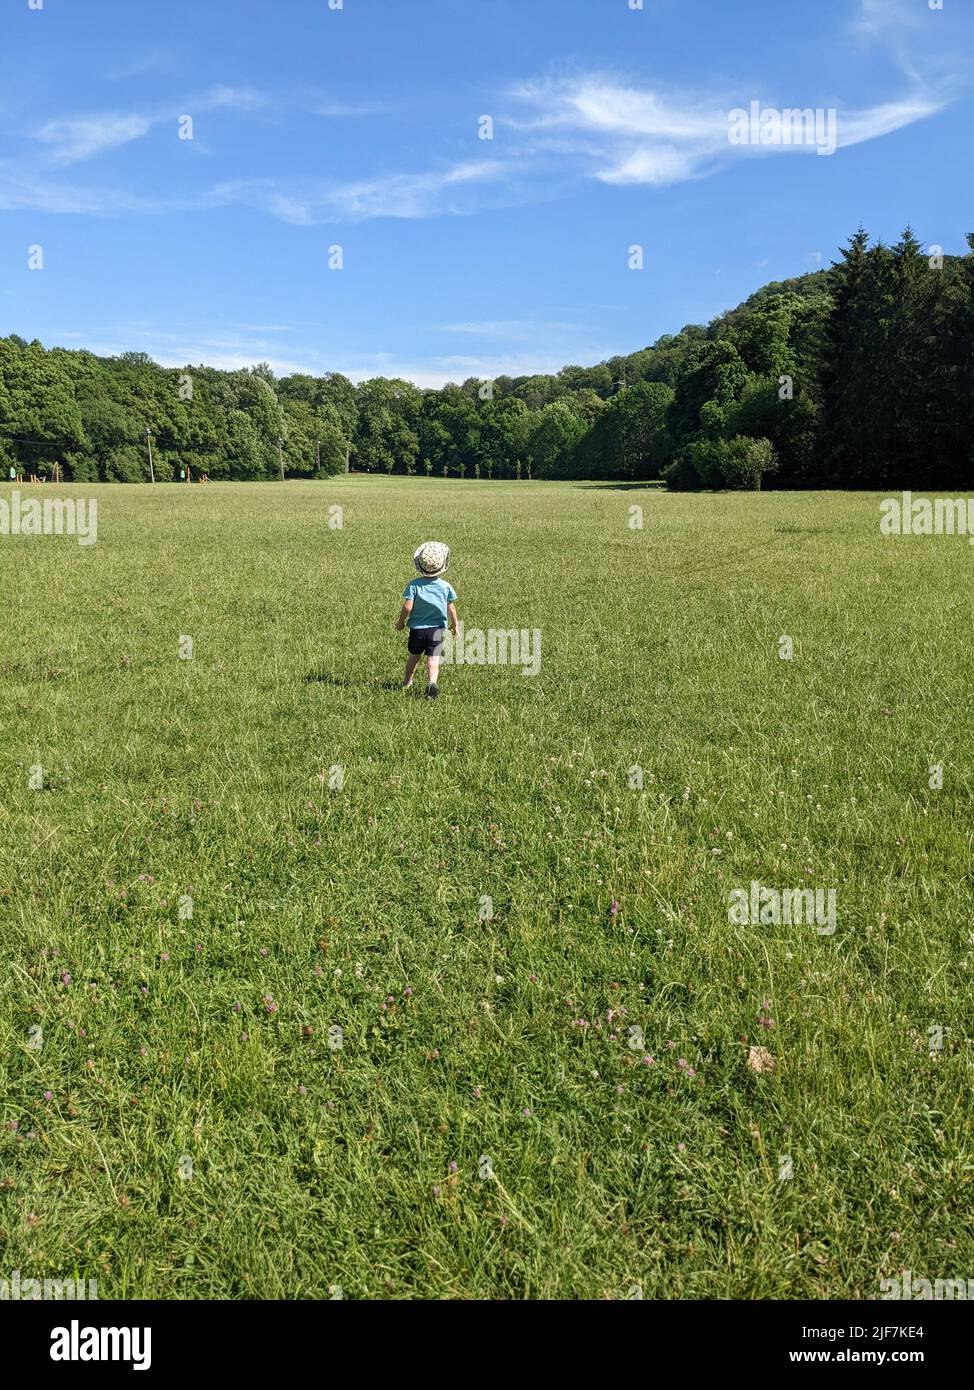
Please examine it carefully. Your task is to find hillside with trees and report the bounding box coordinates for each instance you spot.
[2,227,971,490]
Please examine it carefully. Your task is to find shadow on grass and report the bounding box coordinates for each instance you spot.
[572,481,663,491]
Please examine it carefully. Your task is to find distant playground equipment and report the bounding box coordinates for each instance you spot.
[6,460,209,484]
[10,461,60,484]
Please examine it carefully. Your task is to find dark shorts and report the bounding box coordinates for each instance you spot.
[407,626,445,657]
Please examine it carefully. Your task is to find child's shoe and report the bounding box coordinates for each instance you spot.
[426,683,439,700]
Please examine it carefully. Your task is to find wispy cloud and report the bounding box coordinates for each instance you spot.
[44,322,612,391]
[324,160,508,220]
[313,100,394,118]
[35,113,153,165]
[849,0,973,93]
[8,1,966,225]
[203,180,317,225]
[440,319,577,338]
[341,350,611,390]
[851,0,924,41]
[48,323,317,379]
[201,85,268,113]
[505,71,950,187]
[837,94,943,146]
[0,163,189,214]
[29,85,269,166]
[0,158,511,224]
[506,76,722,185]
[212,160,512,225]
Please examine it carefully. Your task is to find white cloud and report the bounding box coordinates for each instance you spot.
[203,181,316,225]
[0,159,510,224]
[512,77,722,142]
[440,319,576,338]
[49,324,612,391]
[198,160,509,225]
[508,76,727,185]
[0,164,183,214]
[34,113,152,164]
[837,94,943,146]
[313,100,393,118]
[595,143,717,186]
[343,350,608,390]
[12,10,965,224]
[200,85,268,112]
[155,348,319,377]
[29,86,268,169]
[324,160,508,221]
[851,0,923,40]
[849,0,973,90]
[506,72,952,187]
[52,329,316,379]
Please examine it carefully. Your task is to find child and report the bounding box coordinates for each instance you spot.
[396,541,458,699]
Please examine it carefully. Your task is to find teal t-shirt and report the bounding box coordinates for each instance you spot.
[403,576,457,629]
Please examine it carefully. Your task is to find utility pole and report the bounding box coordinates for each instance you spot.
[316,438,321,474]
[145,427,155,483]
[277,437,285,482]
[344,443,350,474]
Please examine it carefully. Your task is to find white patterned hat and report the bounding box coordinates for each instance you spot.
[414,540,450,576]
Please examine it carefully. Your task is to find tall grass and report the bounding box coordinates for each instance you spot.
[1,478,971,1298]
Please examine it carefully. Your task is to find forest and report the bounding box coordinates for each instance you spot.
[2,228,972,490]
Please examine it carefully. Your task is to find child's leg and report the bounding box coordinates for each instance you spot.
[404,653,422,686]
[427,656,440,686]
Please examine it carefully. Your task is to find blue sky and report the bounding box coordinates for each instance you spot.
[1,0,971,387]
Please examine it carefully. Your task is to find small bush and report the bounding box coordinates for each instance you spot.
[664,435,778,491]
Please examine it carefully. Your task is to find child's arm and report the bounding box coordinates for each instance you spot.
[447,601,458,634]
[395,598,413,631]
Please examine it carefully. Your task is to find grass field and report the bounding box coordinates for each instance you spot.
[1,476,972,1300]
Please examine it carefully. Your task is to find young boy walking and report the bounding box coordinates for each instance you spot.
[396,541,458,699]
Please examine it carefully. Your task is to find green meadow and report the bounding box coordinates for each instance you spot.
[1,476,972,1300]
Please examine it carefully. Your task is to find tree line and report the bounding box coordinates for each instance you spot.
[2,227,971,490]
